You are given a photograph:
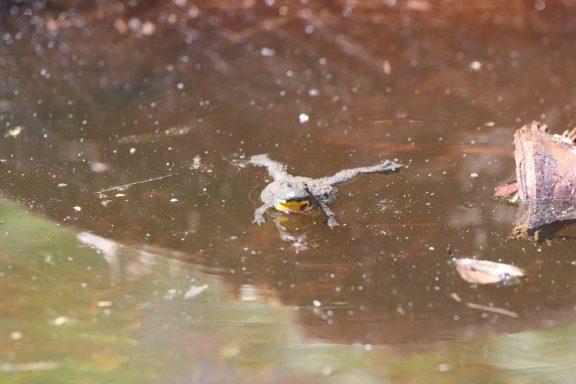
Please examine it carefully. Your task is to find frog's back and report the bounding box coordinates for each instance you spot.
[306,180,338,205]
[260,176,312,204]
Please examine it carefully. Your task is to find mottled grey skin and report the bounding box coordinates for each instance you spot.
[250,154,404,227]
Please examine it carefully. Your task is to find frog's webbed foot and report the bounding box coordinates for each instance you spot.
[250,154,289,180]
[302,184,339,228]
[253,204,269,225]
[371,160,404,174]
[323,160,404,185]
[326,216,339,228]
[318,201,339,228]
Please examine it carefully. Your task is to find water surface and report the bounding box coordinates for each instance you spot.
[2,1,576,382]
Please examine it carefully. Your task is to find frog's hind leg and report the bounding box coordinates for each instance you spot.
[253,204,270,225]
[322,160,404,185]
[304,185,339,228]
[319,201,339,228]
[250,154,289,180]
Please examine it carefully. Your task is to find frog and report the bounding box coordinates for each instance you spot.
[250,154,403,227]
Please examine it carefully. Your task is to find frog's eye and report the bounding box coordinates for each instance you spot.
[300,202,310,211]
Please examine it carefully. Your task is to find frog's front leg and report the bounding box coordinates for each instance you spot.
[318,200,339,228]
[253,204,270,225]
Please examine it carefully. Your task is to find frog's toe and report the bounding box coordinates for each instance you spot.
[326,217,339,228]
[381,160,404,171]
[253,217,266,225]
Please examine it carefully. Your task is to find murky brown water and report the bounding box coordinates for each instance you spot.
[3,0,576,381]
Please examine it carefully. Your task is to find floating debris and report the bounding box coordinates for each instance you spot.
[5,126,23,138]
[494,182,518,200]
[0,361,60,373]
[451,293,519,318]
[51,316,76,326]
[188,154,213,173]
[117,126,192,144]
[451,258,524,285]
[382,59,392,74]
[95,173,177,198]
[184,284,208,299]
[259,47,275,57]
[469,61,482,71]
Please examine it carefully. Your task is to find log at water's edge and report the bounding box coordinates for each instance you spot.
[512,122,576,235]
[514,122,576,200]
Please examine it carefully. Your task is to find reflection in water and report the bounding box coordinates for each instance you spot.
[267,209,316,251]
[2,197,576,383]
[490,327,576,384]
[513,200,576,242]
[78,232,122,283]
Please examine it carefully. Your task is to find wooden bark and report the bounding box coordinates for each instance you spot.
[513,122,576,234]
[515,121,576,200]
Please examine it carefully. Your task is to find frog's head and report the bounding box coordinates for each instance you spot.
[273,181,314,214]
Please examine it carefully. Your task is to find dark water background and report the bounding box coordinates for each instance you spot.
[2,1,576,382]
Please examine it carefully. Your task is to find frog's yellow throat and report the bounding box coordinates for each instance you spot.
[274,199,313,214]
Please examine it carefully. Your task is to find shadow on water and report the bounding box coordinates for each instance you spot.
[3,0,576,381]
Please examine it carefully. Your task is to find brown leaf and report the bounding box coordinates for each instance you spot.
[452,258,524,285]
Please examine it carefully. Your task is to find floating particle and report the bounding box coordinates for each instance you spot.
[382,59,392,74]
[299,113,310,124]
[260,47,275,57]
[184,284,208,299]
[5,126,23,138]
[469,61,482,71]
[141,21,156,36]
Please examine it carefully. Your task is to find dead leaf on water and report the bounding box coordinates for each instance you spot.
[451,258,524,285]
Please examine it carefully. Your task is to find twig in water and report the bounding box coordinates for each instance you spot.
[450,293,519,319]
[466,303,519,318]
[96,173,177,196]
